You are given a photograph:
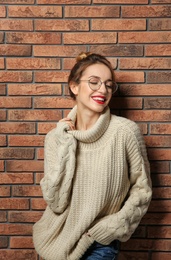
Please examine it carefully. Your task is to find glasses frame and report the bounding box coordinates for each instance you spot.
[79,77,118,94]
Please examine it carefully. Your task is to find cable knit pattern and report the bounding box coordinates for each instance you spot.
[33,106,152,260]
[40,120,77,213]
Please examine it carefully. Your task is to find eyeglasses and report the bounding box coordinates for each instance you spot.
[79,76,118,94]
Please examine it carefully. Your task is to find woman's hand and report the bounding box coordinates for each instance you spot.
[59,118,76,130]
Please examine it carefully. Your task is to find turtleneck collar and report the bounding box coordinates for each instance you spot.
[67,105,111,143]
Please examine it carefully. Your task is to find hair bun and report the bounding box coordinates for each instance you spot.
[76,52,92,62]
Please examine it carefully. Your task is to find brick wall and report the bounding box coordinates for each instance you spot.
[0,0,171,259]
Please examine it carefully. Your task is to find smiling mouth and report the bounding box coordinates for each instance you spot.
[92,96,106,104]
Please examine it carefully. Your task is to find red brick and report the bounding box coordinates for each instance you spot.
[116,72,144,83]
[63,57,117,70]
[0,237,8,248]
[0,186,10,197]
[0,160,4,171]
[8,109,62,121]
[6,32,61,44]
[94,0,148,2]
[0,6,6,17]
[0,84,6,95]
[0,122,36,134]
[36,149,44,161]
[152,253,171,260]
[0,45,31,56]
[2,0,34,3]
[35,71,69,83]
[122,6,171,17]
[31,198,46,210]
[0,58,4,69]
[7,58,60,70]
[6,160,43,172]
[152,174,171,186]
[8,6,62,17]
[121,110,171,122]
[120,84,171,96]
[149,18,171,30]
[65,6,120,17]
[153,187,171,199]
[8,84,62,95]
[144,97,171,109]
[150,124,171,134]
[35,19,89,31]
[0,224,32,235]
[35,172,44,183]
[90,45,143,56]
[9,135,44,147]
[120,58,171,69]
[118,251,148,260]
[138,123,148,135]
[0,32,4,43]
[147,72,171,83]
[0,19,33,31]
[0,148,34,159]
[0,198,29,209]
[110,97,142,109]
[37,0,91,3]
[9,211,43,223]
[38,123,56,134]
[92,19,146,30]
[10,236,34,249]
[34,97,74,108]
[0,211,7,222]
[150,161,170,173]
[64,32,117,44]
[12,186,42,197]
[34,45,86,57]
[145,136,171,147]
[119,32,171,43]
[152,0,171,3]
[0,97,31,108]
[0,250,37,260]
[142,213,171,225]
[148,225,171,239]
[145,44,171,56]
[149,149,171,160]
[121,238,171,251]
[0,71,32,83]
[0,135,6,146]
[0,173,33,184]
[149,200,171,212]
[37,148,44,160]
[0,110,6,121]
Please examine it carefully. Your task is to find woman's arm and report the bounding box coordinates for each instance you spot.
[88,122,152,244]
[40,121,77,214]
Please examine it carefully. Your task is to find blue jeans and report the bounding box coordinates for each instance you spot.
[81,240,120,260]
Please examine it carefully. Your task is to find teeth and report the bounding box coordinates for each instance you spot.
[93,97,105,101]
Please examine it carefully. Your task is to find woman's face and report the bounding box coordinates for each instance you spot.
[70,63,113,115]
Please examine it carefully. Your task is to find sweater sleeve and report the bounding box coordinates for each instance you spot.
[88,121,152,244]
[40,122,77,214]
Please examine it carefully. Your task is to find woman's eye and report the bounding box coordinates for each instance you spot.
[106,84,112,88]
[90,81,98,85]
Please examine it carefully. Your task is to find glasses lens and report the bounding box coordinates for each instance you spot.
[105,81,118,94]
[112,82,118,94]
[89,78,101,90]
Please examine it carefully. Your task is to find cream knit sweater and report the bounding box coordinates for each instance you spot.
[33,106,152,260]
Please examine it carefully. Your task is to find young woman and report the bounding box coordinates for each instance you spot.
[33,52,152,260]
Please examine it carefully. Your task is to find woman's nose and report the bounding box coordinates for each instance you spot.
[99,82,107,93]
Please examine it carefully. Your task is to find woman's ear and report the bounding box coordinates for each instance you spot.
[69,81,79,96]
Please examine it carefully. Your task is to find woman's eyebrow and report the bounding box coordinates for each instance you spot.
[88,75,112,81]
[88,75,100,79]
